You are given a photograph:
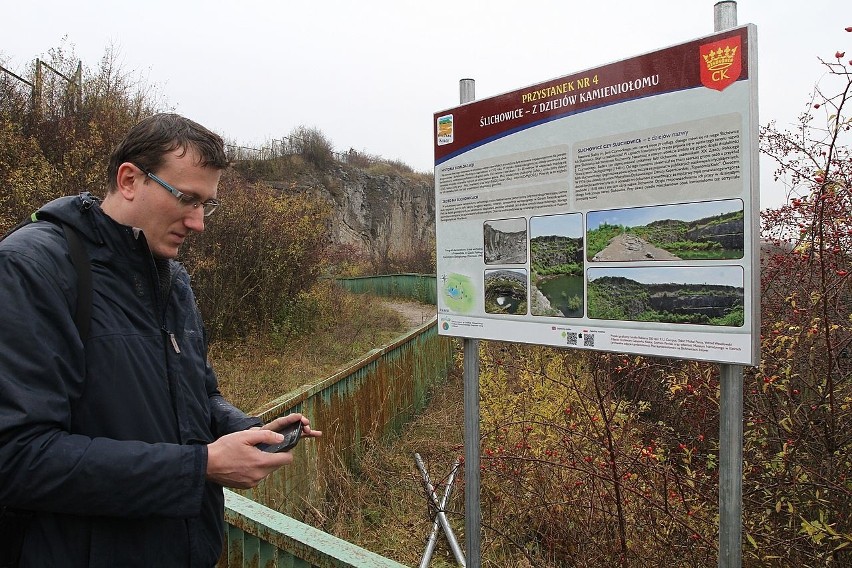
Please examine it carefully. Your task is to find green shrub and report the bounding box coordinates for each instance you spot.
[284,125,335,171]
[181,173,332,339]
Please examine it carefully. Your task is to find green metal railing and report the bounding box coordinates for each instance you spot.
[222,275,453,566]
[220,490,406,568]
[242,318,454,515]
[334,274,437,304]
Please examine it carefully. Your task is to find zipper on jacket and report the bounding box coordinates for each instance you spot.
[140,238,179,358]
[163,327,181,354]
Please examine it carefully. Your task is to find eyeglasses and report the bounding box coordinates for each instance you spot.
[134,164,220,217]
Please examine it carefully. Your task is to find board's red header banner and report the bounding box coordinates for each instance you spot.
[433,26,750,164]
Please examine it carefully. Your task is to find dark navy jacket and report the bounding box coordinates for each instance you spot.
[0,193,260,567]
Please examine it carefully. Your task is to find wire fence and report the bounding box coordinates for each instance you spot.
[0,59,82,119]
[223,139,351,164]
[2,59,396,171]
[0,63,35,119]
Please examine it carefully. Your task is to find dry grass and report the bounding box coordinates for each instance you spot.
[209,287,408,414]
[315,360,539,567]
[316,361,468,566]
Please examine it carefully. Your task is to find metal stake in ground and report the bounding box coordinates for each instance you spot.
[414,453,465,567]
[418,457,461,568]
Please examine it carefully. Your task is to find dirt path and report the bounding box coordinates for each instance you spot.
[592,233,681,261]
[380,299,436,329]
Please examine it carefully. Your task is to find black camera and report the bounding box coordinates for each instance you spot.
[257,420,303,453]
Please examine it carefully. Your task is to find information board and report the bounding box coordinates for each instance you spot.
[433,25,759,365]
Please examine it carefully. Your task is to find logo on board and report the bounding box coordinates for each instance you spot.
[436,114,454,146]
[700,36,742,91]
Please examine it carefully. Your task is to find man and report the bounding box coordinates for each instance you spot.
[0,113,320,567]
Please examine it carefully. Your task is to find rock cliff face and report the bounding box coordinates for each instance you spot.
[294,166,435,258]
[484,224,527,264]
[685,218,744,250]
[648,291,743,317]
[644,213,745,251]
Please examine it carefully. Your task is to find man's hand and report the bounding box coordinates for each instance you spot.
[261,413,322,440]
[206,413,322,489]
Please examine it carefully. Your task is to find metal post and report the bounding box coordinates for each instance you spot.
[458,77,481,568]
[719,364,743,567]
[713,6,743,567]
[460,79,475,106]
[463,337,480,566]
[714,1,737,33]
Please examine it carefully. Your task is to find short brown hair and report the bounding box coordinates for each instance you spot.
[106,113,229,191]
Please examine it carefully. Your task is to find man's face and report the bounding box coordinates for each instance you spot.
[131,148,221,259]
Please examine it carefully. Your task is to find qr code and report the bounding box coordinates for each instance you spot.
[566,332,578,346]
[583,334,595,347]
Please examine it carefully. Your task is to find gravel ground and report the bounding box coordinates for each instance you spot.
[381,299,436,328]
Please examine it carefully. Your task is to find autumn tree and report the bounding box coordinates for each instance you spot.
[750,29,852,564]
[0,41,164,228]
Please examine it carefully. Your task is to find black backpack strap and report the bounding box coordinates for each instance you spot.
[1,215,92,343]
[59,222,92,343]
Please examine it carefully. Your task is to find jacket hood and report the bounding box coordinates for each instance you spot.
[36,192,103,243]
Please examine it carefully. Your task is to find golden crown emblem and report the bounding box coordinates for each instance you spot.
[703,45,738,71]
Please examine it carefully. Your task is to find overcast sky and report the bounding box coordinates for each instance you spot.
[2,0,848,210]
